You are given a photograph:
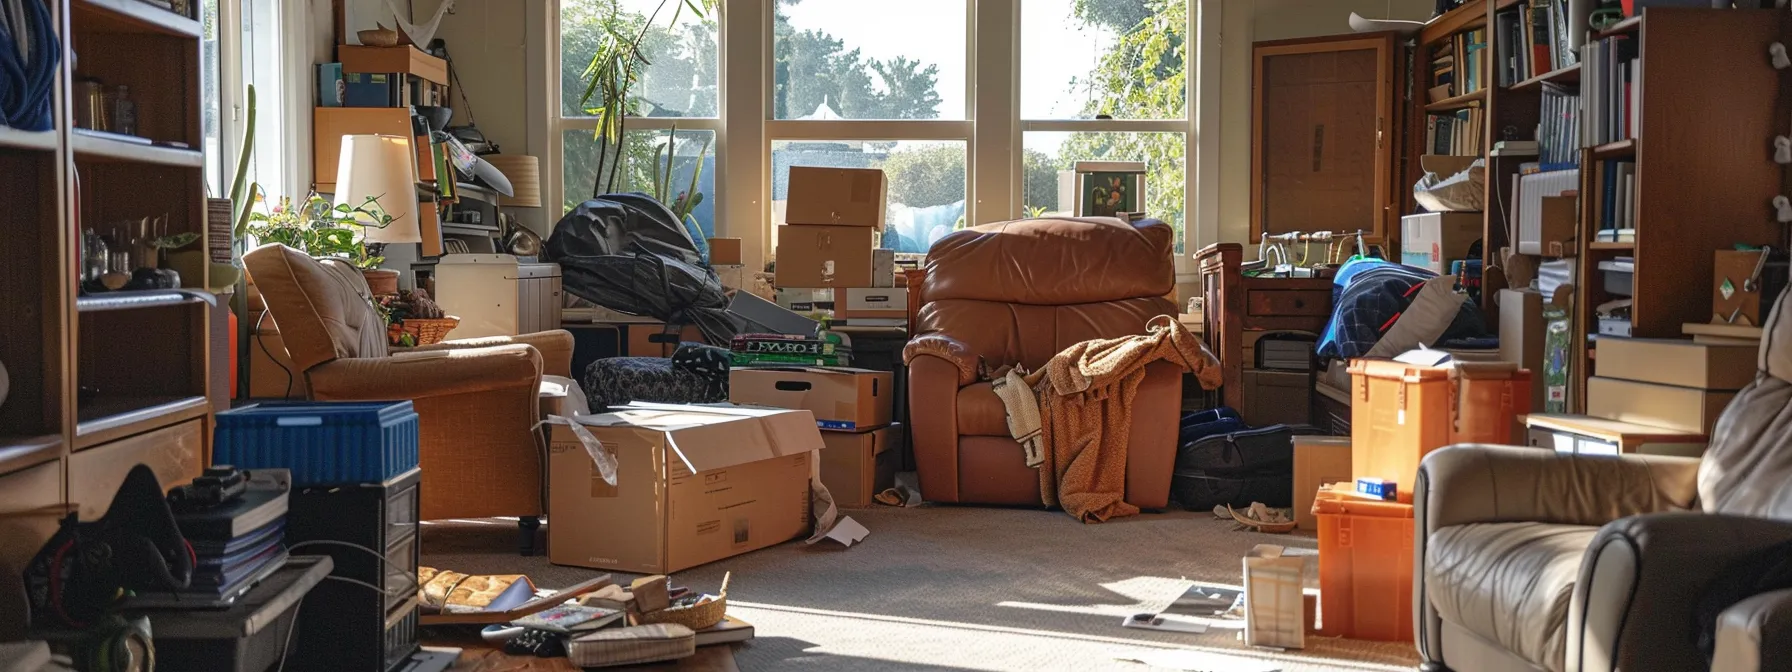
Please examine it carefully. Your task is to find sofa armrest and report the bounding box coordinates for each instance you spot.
[903,334,978,387]
[307,345,542,401]
[1574,514,1792,672]
[908,355,964,504]
[1416,445,1700,532]
[1713,589,1792,672]
[401,329,574,378]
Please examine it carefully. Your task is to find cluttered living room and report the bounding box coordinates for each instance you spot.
[6,0,1792,669]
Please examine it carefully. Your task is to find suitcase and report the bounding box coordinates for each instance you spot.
[1349,359,1531,502]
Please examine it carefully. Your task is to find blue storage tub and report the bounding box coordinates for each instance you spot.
[214,401,420,485]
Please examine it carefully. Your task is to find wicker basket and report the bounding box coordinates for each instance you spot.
[636,573,729,630]
[389,316,460,346]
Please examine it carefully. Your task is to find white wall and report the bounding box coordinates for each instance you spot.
[1210,0,1434,246]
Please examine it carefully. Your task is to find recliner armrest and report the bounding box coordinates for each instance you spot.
[400,329,574,378]
[1575,514,1792,672]
[306,344,542,401]
[1416,445,1699,532]
[903,333,979,387]
[1714,588,1792,672]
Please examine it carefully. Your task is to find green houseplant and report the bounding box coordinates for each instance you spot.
[576,0,716,198]
[245,191,397,271]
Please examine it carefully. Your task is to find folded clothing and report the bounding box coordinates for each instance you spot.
[568,623,696,668]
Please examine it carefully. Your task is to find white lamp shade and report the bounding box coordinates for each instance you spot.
[335,134,420,244]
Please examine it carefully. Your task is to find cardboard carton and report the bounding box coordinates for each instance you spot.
[728,367,893,431]
[1400,212,1482,275]
[775,225,875,288]
[872,249,896,288]
[547,403,820,574]
[1498,289,1546,413]
[1594,337,1756,390]
[1243,544,1306,649]
[1586,377,1735,435]
[1293,436,1351,531]
[819,425,901,508]
[706,237,743,266]
[838,288,908,319]
[786,166,887,230]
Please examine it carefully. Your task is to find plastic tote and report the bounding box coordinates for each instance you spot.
[214,401,420,485]
[1312,487,1414,643]
[1348,359,1531,501]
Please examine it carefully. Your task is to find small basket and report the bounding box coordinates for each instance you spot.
[389,316,460,346]
[635,573,728,630]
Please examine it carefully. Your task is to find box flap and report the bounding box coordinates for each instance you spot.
[576,402,823,473]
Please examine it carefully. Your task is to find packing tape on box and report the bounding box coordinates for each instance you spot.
[549,415,619,487]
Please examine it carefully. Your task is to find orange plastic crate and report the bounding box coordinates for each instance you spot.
[1313,487,1414,643]
[1348,360,1531,501]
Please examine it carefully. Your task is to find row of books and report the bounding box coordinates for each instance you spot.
[1430,28,1489,99]
[1537,82,1581,168]
[1426,108,1486,157]
[1492,0,1579,85]
[1583,35,1639,147]
[318,64,447,108]
[1595,159,1638,240]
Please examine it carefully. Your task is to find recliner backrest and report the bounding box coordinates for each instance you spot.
[243,244,390,372]
[1699,287,1792,519]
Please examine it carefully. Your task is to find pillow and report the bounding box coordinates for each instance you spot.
[1365,275,1467,359]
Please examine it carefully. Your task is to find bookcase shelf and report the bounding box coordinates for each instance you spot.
[1591,138,1636,160]
[0,127,59,152]
[73,0,200,38]
[1597,15,1643,39]
[72,131,204,167]
[1511,64,1581,91]
[1589,241,1635,251]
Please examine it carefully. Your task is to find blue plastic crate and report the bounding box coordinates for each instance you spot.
[214,401,420,485]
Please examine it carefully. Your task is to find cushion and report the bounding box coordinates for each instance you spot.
[567,623,695,668]
[242,244,389,371]
[582,357,726,412]
[956,383,1010,437]
[1700,288,1792,519]
[1365,274,1467,358]
[1426,521,1596,672]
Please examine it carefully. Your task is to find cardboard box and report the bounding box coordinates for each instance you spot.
[776,288,834,313]
[819,424,901,508]
[872,249,896,288]
[714,265,746,292]
[776,225,875,288]
[547,403,819,574]
[707,238,743,266]
[1498,289,1546,413]
[1293,436,1351,531]
[625,323,704,358]
[838,288,908,319]
[786,166,887,230]
[729,367,893,431]
[1586,377,1735,435]
[1400,212,1482,275]
[1595,337,1756,390]
[1243,544,1307,649]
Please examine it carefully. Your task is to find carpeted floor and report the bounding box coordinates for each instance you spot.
[422,506,1420,672]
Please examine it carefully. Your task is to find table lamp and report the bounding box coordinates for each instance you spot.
[335,134,420,244]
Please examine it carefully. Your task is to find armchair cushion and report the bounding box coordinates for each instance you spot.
[1714,588,1792,672]
[955,383,1009,437]
[243,244,389,371]
[1426,521,1596,672]
[306,345,542,401]
[404,329,575,378]
[1417,445,1700,531]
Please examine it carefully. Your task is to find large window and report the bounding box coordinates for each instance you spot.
[546,0,1193,259]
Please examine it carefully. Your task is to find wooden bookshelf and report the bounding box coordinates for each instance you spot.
[1511,64,1581,91]
[1425,89,1488,112]
[1569,8,1790,410]
[0,0,214,583]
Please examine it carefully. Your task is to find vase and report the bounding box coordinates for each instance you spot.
[362,268,400,296]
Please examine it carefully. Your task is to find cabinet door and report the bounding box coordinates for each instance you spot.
[1252,34,1397,243]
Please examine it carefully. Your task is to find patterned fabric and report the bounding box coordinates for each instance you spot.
[1317,261,1486,360]
[581,356,727,412]
[670,341,731,399]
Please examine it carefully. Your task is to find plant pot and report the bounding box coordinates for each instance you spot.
[362,268,400,296]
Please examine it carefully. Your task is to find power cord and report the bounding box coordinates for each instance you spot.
[253,308,294,398]
[287,539,420,598]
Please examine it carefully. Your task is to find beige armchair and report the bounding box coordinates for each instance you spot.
[244,244,573,554]
[1416,287,1792,672]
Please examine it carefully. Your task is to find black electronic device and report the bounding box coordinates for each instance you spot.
[168,465,249,509]
[24,465,194,628]
[287,468,422,671]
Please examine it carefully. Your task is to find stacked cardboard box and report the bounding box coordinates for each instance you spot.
[730,367,898,508]
[1587,337,1753,436]
[776,167,906,326]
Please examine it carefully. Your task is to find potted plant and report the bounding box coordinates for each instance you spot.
[245,191,399,292]
[576,0,715,199]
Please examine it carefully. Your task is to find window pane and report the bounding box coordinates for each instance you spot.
[562,129,718,238]
[1023,132,1185,253]
[772,0,964,120]
[241,0,285,195]
[771,140,965,254]
[1021,0,1187,120]
[560,0,719,118]
[201,0,222,197]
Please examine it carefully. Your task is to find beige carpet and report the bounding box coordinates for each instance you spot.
[422,506,1421,672]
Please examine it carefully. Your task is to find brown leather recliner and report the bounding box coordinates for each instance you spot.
[905,217,1182,508]
[1416,286,1792,672]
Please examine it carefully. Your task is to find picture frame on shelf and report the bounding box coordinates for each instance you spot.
[1071,161,1147,219]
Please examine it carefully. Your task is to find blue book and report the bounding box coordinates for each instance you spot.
[317,63,344,107]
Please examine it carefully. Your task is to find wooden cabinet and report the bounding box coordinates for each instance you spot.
[1252,33,1400,244]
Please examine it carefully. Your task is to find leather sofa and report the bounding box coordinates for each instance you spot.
[1415,288,1792,672]
[245,244,573,550]
[905,217,1182,508]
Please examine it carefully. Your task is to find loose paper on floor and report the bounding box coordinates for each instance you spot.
[807,477,869,547]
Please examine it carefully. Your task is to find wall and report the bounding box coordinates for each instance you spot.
[1213,0,1434,247]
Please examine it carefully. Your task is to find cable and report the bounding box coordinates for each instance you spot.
[273,594,305,672]
[287,539,420,594]
[253,309,294,398]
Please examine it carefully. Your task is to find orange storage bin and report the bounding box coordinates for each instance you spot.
[1348,359,1531,501]
[1312,487,1414,642]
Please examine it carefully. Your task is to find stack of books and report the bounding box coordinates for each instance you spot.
[729,332,853,367]
[1427,108,1485,157]
[1584,35,1639,147]
[133,472,291,608]
[1595,159,1638,243]
[1427,27,1488,101]
[1538,82,1582,168]
[1495,0,1580,81]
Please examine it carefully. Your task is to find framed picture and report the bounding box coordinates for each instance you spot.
[1072,161,1147,218]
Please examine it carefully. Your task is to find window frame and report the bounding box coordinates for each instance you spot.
[541,0,1205,272]
[213,0,311,202]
